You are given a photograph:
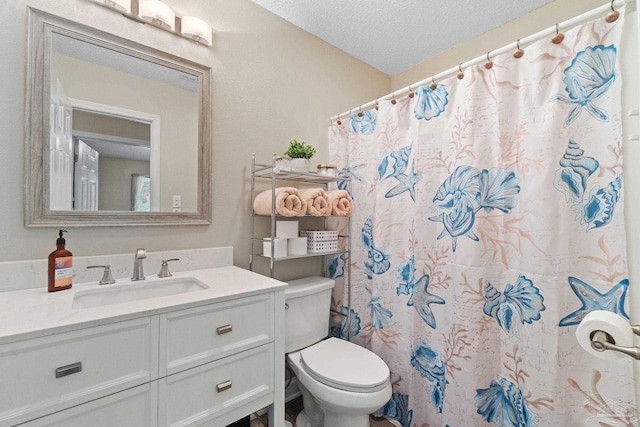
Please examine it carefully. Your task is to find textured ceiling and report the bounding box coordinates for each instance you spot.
[251,0,555,75]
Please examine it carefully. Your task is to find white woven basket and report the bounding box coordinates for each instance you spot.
[300,230,338,241]
[307,240,338,252]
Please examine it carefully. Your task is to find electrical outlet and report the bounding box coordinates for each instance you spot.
[172,195,181,208]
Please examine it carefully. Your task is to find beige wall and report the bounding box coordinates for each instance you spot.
[99,157,150,211]
[0,0,389,283]
[73,110,151,141]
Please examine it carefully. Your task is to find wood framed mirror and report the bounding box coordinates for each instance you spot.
[25,7,211,226]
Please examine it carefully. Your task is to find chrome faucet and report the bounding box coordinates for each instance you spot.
[87,265,116,285]
[158,258,180,278]
[131,248,147,281]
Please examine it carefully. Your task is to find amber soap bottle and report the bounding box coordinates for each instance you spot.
[48,229,73,292]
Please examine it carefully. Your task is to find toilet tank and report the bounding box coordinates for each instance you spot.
[285,276,336,353]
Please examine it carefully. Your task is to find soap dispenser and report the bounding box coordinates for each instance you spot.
[48,229,73,292]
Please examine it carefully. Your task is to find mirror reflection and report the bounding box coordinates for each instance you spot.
[49,32,199,212]
[71,109,152,211]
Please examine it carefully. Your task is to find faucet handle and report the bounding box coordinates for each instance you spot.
[158,258,180,278]
[87,265,116,285]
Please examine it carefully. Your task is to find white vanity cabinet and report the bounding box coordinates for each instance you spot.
[160,343,274,426]
[158,293,276,426]
[160,293,274,376]
[0,277,285,427]
[0,317,158,426]
[20,383,159,427]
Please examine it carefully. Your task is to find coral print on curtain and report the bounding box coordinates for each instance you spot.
[328,7,635,427]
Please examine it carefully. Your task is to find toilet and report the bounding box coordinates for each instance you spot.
[285,276,392,427]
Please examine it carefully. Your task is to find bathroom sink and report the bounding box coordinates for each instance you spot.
[72,277,209,309]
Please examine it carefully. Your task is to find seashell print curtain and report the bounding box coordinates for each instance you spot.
[327,8,637,427]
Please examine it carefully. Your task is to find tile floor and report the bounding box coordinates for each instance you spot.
[250,396,395,426]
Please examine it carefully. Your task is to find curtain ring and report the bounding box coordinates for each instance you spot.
[391,92,397,105]
[552,23,565,44]
[336,114,341,125]
[430,76,437,90]
[606,0,620,23]
[457,63,464,80]
[408,84,414,98]
[513,39,524,58]
[357,105,363,117]
[375,99,379,111]
[485,51,493,69]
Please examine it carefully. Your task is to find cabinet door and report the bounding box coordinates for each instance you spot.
[0,317,159,426]
[19,382,158,427]
[159,343,274,427]
[160,293,273,376]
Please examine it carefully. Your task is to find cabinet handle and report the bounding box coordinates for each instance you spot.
[216,324,232,335]
[216,380,233,393]
[55,362,82,378]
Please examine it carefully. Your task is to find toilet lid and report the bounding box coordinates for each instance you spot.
[300,338,389,393]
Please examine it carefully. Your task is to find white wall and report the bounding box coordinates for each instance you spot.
[0,0,390,283]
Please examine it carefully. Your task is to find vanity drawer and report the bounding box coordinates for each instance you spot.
[0,317,159,427]
[19,381,158,427]
[159,343,274,427]
[160,293,274,375]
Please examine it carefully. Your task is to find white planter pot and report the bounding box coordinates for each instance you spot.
[289,158,310,173]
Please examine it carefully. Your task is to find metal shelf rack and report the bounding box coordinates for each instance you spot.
[249,153,352,339]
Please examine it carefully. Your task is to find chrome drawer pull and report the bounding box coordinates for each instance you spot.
[216,324,232,335]
[216,380,232,393]
[55,362,82,378]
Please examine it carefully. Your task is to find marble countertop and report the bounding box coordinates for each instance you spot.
[0,266,286,345]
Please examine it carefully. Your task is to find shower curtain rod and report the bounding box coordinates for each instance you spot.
[331,0,631,122]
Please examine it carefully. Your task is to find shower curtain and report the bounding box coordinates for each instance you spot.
[327,9,637,426]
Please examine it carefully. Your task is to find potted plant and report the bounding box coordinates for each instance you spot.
[284,139,316,172]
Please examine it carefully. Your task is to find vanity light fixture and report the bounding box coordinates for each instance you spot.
[91,0,131,13]
[88,0,213,47]
[180,16,213,46]
[138,0,175,31]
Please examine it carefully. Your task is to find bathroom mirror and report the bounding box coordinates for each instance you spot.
[25,7,211,226]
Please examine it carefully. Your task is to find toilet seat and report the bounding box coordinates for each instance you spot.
[300,337,389,393]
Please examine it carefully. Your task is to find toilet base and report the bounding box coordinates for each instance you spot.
[295,410,313,427]
[296,408,371,427]
[323,411,370,427]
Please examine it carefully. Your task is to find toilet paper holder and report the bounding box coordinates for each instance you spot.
[591,324,640,360]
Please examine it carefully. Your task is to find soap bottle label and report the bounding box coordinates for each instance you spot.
[54,256,73,288]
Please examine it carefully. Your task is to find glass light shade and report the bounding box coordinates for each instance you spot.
[92,0,131,13]
[138,0,175,31]
[180,16,212,46]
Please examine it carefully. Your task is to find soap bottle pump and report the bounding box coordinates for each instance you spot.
[48,229,73,292]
